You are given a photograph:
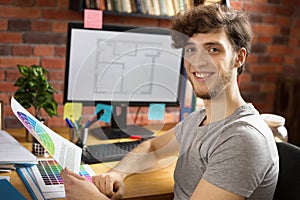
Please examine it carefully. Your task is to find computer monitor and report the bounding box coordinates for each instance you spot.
[64,22,184,139]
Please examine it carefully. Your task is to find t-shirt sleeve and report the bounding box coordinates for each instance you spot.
[174,120,183,143]
[202,124,272,198]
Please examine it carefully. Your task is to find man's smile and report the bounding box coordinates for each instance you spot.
[192,71,215,81]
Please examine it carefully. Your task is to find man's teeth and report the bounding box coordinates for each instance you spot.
[195,72,210,78]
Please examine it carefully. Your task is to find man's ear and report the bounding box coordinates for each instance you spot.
[235,47,247,68]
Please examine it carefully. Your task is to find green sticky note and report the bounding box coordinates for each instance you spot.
[148,103,165,120]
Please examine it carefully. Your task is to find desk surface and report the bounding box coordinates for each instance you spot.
[3,125,176,200]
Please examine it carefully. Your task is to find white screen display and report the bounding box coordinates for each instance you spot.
[65,25,183,105]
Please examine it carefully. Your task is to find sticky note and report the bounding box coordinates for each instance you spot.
[95,103,113,123]
[63,102,82,120]
[84,9,103,29]
[148,103,165,120]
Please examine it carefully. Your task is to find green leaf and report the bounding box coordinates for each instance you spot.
[17,65,29,76]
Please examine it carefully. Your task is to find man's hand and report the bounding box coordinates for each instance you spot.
[61,168,110,200]
[92,171,125,200]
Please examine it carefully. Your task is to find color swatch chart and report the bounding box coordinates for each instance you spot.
[32,159,95,192]
[17,111,55,155]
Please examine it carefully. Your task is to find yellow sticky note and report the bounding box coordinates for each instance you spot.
[63,103,82,120]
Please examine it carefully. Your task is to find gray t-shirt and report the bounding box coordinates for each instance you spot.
[174,104,279,200]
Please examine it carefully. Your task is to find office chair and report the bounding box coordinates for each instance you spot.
[273,142,300,200]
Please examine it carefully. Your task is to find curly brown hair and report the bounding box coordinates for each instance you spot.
[171,3,253,76]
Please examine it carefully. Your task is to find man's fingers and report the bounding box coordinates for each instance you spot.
[104,175,114,197]
[92,173,125,199]
[60,168,68,180]
[92,176,99,188]
[61,168,85,181]
[69,171,86,180]
[111,181,125,200]
[93,175,113,196]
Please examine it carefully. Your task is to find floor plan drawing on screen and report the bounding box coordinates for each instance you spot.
[94,37,165,97]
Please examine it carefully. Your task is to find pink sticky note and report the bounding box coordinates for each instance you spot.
[84,9,103,29]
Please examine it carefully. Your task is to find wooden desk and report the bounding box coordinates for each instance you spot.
[3,125,176,200]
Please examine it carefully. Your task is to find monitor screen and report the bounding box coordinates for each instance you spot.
[64,23,184,139]
[64,23,183,106]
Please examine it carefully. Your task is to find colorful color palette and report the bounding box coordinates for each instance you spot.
[31,158,95,193]
[37,159,93,186]
[17,111,55,155]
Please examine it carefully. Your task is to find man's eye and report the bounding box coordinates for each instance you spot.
[208,47,219,54]
[184,47,195,54]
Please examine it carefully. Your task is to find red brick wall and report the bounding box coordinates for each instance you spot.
[0,0,299,128]
[232,0,300,112]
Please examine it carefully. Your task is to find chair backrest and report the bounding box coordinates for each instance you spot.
[273,142,300,200]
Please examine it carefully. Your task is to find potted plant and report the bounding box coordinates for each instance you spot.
[14,64,58,120]
[14,64,58,156]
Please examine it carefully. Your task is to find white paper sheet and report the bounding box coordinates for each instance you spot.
[0,130,37,165]
[11,97,82,173]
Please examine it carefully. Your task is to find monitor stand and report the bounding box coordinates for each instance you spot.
[90,104,154,140]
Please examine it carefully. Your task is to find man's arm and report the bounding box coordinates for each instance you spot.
[93,127,179,198]
[191,179,245,200]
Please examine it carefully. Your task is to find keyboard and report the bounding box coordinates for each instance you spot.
[31,159,95,192]
[82,139,151,164]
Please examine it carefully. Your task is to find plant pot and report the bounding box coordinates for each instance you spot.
[32,137,49,157]
[31,118,49,157]
[25,129,32,142]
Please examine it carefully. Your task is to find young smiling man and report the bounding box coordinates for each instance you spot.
[61,4,279,200]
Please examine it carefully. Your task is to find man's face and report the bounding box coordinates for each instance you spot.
[183,30,237,99]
